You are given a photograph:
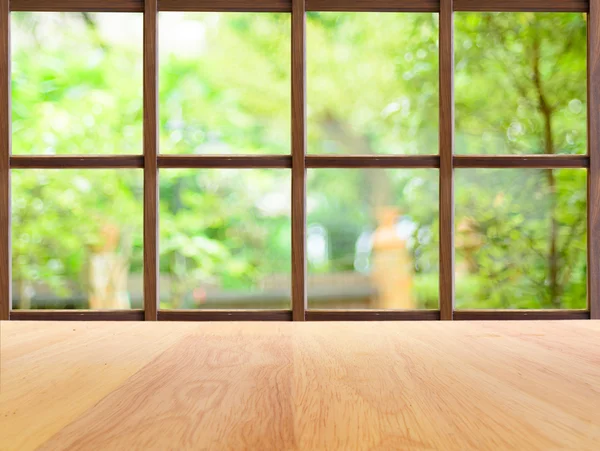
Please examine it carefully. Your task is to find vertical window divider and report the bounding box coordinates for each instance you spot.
[144,0,159,321]
[588,0,599,319]
[0,0,10,321]
[439,0,455,320]
[292,0,307,321]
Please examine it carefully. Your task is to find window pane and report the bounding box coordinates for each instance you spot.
[12,170,143,309]
[307,13,439,155]
[11,13,143,155]
[455,169,586,309]
[455,13,586,155]
[159,13,290,155]
[159,169,291,309]
[307,169,438,309]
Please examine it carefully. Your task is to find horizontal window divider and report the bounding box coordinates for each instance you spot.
[158,309,293,321]
[454,154,589,168]
[453,0,587,12]
[454,309,590,320]
[10,0,145,12]
[10,309,145,321]
[158,154,292,168]
[11,155,586,170]
[9,309,590,321]
[10,155,144,169]
[306,155,440,168]
[306,309,441,320]
[305,0,439,12]
[8,0,589,13]
[161,0,289,11]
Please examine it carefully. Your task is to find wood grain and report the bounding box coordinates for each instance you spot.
[10,155,144,168]
[144,0,158,321]
[1,321,600,450]
[589,0,599,319]
[454,154,589,168]
[0,321,199,450]
[291,0,306,321]
[158,154,292,168]
[439,0,454,320]
[0,0,10,321]
[9,309,144,321]
[306,155,439,168]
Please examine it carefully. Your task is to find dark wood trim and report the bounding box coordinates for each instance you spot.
[9,0,590,13]
[291,0,307,321]
[589,0,599,319]
[143,0,158,321]
[454,0,588,12]
[0,0,10,321]
[161,0,289,11]
[10,0,292,12]
[306,309,441,321]
[439,0,454,320]
[9,308,588,321]
[306,155,439,168]
[10,155,144,169]
[10,309,145,321]
[6,154,586,170]
[158,309,293,321]
[3,0,596,323]
[158,155,292,168]
[306,0,438,12]
[11,0,143,11]
[454,309,590,320]
[454,155,589,169]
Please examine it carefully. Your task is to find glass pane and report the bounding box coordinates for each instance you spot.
[159,13,290,154]
[455,169,586,309]
[12,170,143,309]
[307,169,438,309]
[455,13,586,155]
[307,13,439,155]
[159,169,291,309]
[11,13,143,155]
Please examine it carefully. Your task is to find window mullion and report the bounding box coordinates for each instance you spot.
[440,0,455,320]
[144,0,159,321]
[0,0,11,321]
[292,0,307,321]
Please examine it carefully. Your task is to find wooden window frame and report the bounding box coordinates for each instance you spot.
[0,0,597,322]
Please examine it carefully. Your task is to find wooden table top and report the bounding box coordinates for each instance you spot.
[1,320,599,450]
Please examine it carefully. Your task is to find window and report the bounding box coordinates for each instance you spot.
[307,169,439,309]
[0,0,597,321]
[307,13,439,155]
[12,169,143,310]
[159,168,291,310]
[12,13,143,155]
[159,13,290,155]
[455,168,586,309]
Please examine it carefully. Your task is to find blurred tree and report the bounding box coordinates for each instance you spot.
[9,11,587,309]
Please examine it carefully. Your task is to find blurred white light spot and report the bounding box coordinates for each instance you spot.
[73,176,91,193]
[569,99,583,114]
[307,224,328,267]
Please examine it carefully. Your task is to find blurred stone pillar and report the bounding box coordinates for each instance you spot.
[88,224,131,309]
[371,207,414,309]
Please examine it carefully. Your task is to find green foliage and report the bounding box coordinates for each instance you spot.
[10,11,588,310]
